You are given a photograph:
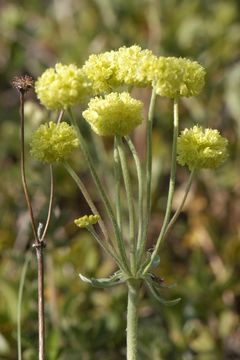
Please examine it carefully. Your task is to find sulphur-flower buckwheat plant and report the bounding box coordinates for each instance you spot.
[13,45,228,360]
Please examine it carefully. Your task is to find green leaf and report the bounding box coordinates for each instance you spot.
[147,274,177,289]
[79,271,125,288]
[146,280,181,307]
[150,255,161,270]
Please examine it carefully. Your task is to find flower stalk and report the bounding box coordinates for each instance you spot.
[143,97,179,275]
[126,280,141,360]
[12,75,55,360]
[18,85,46,360]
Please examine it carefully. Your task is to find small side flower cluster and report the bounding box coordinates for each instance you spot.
[35,63,90,110]
[30,121,79,163]
[82,92,144,136]
[74,215,100,228]
[177,126,228,170]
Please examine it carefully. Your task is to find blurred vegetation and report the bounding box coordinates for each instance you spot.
[1,0,240,359]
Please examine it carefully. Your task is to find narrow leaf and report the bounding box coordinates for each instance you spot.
[79,272,124,288]
[146,280,181,307]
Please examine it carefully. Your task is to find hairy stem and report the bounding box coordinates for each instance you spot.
[114,138,123,232]
[68,109,130,275]
[163,169,195,240]
[142,88,157,258]
[124,137,144,267]
[116,136,136,275]
[64,162,121,264]
[143,98,179,274]
[40,165,54,241]
[126,280,141,360]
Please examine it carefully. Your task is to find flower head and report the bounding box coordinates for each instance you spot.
[74,215,100,228]
[35,63,90,110]
[82,45,157,93]
[153,57,206,98]
[82,51,119,94]
[82,92,143,136]
[115,45,157,87]
[30,121,79,163]
[177,126,228,170]
[11,75,34,94]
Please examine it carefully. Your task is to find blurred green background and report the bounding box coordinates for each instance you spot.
[1,0,240,359]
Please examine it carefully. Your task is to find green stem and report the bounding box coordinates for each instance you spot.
[114,138,122,232]
[68,110,130,275]
[40,165,54,241]
[86,225,119,263]
[163,169,195,240]
[126,280,140,360]
[143,98,179,275]
[64,162,120,263]
[17,252,31,360]
[142,88,157,257]
[64,162,108,240]
[116,136,136,275]
[124,137,144,266]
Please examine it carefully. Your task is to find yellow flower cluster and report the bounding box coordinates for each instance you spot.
[30,121,79,163]
[82,92,143,136]
[74,215,100,228]
[82,51,119,94]
[177,126,228,170]
[114,45,157,87]
[35,63,90,110]
[82,45,157,93]
[152,57,206,98]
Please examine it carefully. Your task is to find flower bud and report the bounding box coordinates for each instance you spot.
[74,215,100,228]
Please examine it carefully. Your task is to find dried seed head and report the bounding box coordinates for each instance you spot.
[11,75,34,93]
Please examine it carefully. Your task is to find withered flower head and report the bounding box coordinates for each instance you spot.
[11,75,34,94]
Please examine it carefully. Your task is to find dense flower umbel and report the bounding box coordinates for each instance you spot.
[177,126,228,170]
[82,45,157,93]
[115,45,157,87]
[82,92,144,136]
[74,215,100,228]
[82,51,119,94]
[152,57,206,98]
[35,63,90,110]
[30,121,79,163]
